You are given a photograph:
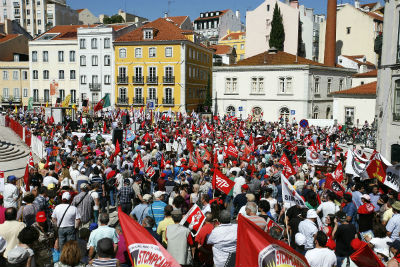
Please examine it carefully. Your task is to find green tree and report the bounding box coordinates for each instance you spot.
[103,15,125,24]
[269,2,285,51]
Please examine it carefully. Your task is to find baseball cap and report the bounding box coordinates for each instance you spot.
[143,194,152,202]
[62,192,71,201]
[154,191,165,199]
[241,184,249,191]
[36,211,47,223]
[80,183,89,189]
[80,168,86,174]
[89,223,98,231]
[7,175,16,182]
[361,194,371,201]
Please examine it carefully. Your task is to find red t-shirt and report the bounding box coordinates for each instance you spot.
[195,223,214,265]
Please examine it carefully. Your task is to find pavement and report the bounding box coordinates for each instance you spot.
[0,126,39,178]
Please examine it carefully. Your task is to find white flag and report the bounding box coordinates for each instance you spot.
[306,148,325,166]
[281,174,306,207]
[345,150,368,178]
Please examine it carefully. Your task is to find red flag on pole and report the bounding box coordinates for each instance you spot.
[118,207,181,267]
[325,173,346,197]
[186,138,194,152]
[145,166,155,178]
[236,214,309,267]
[350,242,384,267]
[134,153,144,169]
[160,154,165,169]
[226,143,239,158]
[179,204,206,236]
[212,169,235,195]
[332,162,344,183]
[23,152,34,191]
[279,153,296,178]
[114,139,120,155]
[54,154,63,173]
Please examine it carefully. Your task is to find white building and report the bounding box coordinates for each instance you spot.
[29,25,86,106]
[337,55,376,74]
[213,49,355,122]
[77,24,136,109]
[193,9,241,44]
[76,8,100,25]
[352,69,377,87]
[332,81,376,126]
[0,0,78,37]
[209,44,236,66]
[375,0,400,163]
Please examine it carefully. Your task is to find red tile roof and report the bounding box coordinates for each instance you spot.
[115,18,189,42]
[76,9,85,13]
[331,81,377,96]
[110,25,128,31]
[342,55,375,67]
[208,44,233,55]
[34,25,97,40]
[166,16,188,27]
[234,50,335,67]
[367,11,383,21]
[194,10,229,21]
[353,69,377,78]
[221,31,245,41]
[0,34,19,43]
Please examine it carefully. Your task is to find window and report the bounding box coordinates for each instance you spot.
[225,78,232,93]
[22,71,27,80]
[43,70,49,79]
[286,77,292,92]
[314,77,320,94]
[80,75,87,84]
[313,106,319,119]
[251,78,257,93]
[3,88,8,98]
[232,78,237,93]
[135,48,142,58]
[23,88,28,97]
[59,89,65,101]
[104,75,111,85]
[2,71,8,80]
[70,70,76,79]
[92,75,98,84]
[279,78,285,93]
[44,89,49,102]
[149,47,156,58]
[135,87,143,99]
[92,55,98,66]
[71,89,76,103]
[12,71,18,80]
[32,51,37,62]
[240,44,244,50]
[149,87,156,99]
[32,70,38,79]
[227,106,235,116]
[33,89,39,102]
[258,78,264,92]
[80,55,86,66]
[119,67,127,77]
[149,67,156,77]
[394,80,400,121]
[144,29,153,39]
[346,27,351,34]
[165,47,173,57]
[58,51,64,62]
[27,19,30,25]
[327,78,332,94]
[135,67,143,78]
[267,4,270,11]
[165,88,172,100]
[59,70,64,79]
[345,107,355,125]
[80,39,86,49]
[43,51,48,62]
[119,48,127,58]
[165,66,173,77]
[69,51,75,62]
[279,77,292,93]
[119,87,127,99]
[14,88,19,98]
[104,55,110,66]
[104,38,110,48]
[91,38,97,49]
[37,19,41,25]
[27,9,30,15]
[339,79,344,91]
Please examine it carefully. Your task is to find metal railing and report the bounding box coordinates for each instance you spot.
[162,98,174,105]
[89,83,101,91]
[147,76,158,84]
[117,76,129,84]
[132,76,144,84]
[163,76,175,84]
[133,97,144,105]
[146,97,158,104]
[117,97,129,105]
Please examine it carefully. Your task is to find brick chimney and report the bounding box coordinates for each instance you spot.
[324,0,337,67]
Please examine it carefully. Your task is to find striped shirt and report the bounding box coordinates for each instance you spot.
[92,258,118,267]
[247,215,267,230]
[147,200,167,227]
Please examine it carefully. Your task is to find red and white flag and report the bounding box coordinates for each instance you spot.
[226,143,239,158]
[281,174,306,207]
[212,169,235,195]
[145,166,155,178]
[279,153,296,178]
[134,153,144,169]
[332,162,344,183]
[179,204,206,236]
[118,207,181,267]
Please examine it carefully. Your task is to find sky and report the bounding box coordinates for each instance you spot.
[68,0,384,22]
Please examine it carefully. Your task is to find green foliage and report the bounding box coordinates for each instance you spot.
[103,15,125,24]
[269,2,285,51]
[204,75,212,109]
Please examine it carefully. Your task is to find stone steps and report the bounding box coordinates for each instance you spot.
[0,140,29,163]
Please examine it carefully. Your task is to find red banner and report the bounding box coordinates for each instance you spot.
[179,204,206,236]
[279,153,296,178]
[212,169,235,195]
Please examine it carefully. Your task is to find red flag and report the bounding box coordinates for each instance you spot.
[279,154,296,178]
[226,143,239,158]
[200,147,211,162]
[238,129,245,138]
[114,139,120,155]
[254,136,267,147]
[325,173,345,197]
[212,169,235,195]
[189,152,198,168]
[196,150,204,169]
[350,242,385,267]
[80,116,83,125]
[179,204,206,236]
[23,152,34,191]
[145,166,155,178]
[249,134,254,147]
[293,154,302,168]
[160,154,165,169]
[236,214,309,267]
[43,155,50,169]
[103,121,107,134]
[134,153,144,169]
[271,141,276,153]
[143,132,151,142]
[54,155,63,173]
[186,138,194,152]
[366,156,387,184]
[118,207,181,267]
[332,162,344,183]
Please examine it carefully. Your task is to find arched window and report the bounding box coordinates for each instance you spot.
[119,48,127,59]
[227,106,235,117]
[313,106,319,119]
[326,107,331,119]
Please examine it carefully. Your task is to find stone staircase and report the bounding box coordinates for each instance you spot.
[0,140,29,162]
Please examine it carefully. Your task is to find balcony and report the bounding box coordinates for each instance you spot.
[162,98,174,106]
[163,76,175,84]
[32,98,52,105]
[117,97,129,106]
[133,97,144,105]
[2,97,22,103]
[117,76,129,84]
[147,76,158,84]
[89,83,101,91]
[13,2,20,7]
[132,76,144,84]
[47,13,53,19]
[146,97,158,105]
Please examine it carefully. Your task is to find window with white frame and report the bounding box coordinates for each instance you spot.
[80,75,87,84]
[59,89,65,101]
[80,55,86,66]
[92,55,98,66]
[43,51,48,62]
[394,80,400,120]
[104,75,111,84]
[258,78,264,93]
[149,67,156,78]
[119,87,127,99]
[119,67,127,77]
[23,88,28,97]
[2,71,7,80]
[71,89,76,103]
[135,87,143,99]
[104,38,110,49]
[80,39,86,49]
[32,51,37,62]
[149,88,156,99]
[3,88,8,98]
[232,78,237,93]
[345,107,354,125]
[14,88,19,98]
[327,78,332,94]
[104,55,111,66]
[165,88,173,100]
[91,38,97,49]
[69,51,75,62]
[149,47,156,58]
[12,71,18,80]
[92,75,98,84]
[143,29,153,39]
[119,48,127,58]
[33,89,39,101]
[32,70,38,79]
[135,67,143,79]
[59,70,64,79]
[165,66,173,77]
[22,71,27,80]
[43,70,49,79]
[165,47,173,57]
[135,48,142,58]
[279,77,293,94]
[58,51,64,62]
[314,77,320,94]
[225,78,232,93]
[251,78,257,93]
[70,70,76,79]
[44,89,50,102]
[313,106,319,119]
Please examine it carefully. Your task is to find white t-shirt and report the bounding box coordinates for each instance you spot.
[317,201,339,225]
[90,191,99,211]
[370,236,391,258]
[3,183,18,208]
[267,198,277,218]
[233,177,246,197]
[52,203,81,228]
[305,247,337,267]
[43,176,59,187]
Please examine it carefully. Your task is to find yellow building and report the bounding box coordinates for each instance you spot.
[114,18,213,112]
[0,61,30,108]
[218,31,246,62]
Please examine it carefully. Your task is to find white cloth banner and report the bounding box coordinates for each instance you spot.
[31,135,46,159]
[306,149,325,166]
[345,150,368,178]
[281,174,306,208]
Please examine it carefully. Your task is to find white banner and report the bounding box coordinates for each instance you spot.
[345,150,368,178]
[31,135,46,159]
[281,174,306,207]
[306,149,325,166]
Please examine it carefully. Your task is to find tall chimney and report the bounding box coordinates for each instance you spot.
[324,0,337,67]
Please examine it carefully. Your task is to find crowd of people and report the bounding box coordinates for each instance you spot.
[0,109,396,267]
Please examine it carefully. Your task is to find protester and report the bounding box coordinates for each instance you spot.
[305,231,337,267]
[90,238,119,267]
[54,240,86,267]
[298,209,319,251]
[0,207,26,258]
[87,213,118,260]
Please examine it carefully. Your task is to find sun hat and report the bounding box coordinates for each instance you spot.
[306,209,318,219]
[36,211,47,223]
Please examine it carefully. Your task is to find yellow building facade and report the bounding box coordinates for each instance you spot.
[218,31,246,62]
[0,61,30,108]
[114,18,212,113]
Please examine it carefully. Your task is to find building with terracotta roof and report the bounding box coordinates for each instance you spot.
[218,30,245,62]
[213,49,356,122]
[376,0,400,163]
[113,18,213,112]
[331,81,377,125]
[77,8,100,25]
[0,0,78,37]
[209,44,236,65]
[319,3,383,66]
[352,69,377,87]
[193,9,242,45]
[337,55,376,73]
[165,15,193,31]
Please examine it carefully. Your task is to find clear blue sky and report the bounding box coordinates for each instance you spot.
[68,0,384,22]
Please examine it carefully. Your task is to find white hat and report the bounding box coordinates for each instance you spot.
[165,164,171,169]
[306,209,318,219]
[154,191,166,199]
[80,168,86,174]
[62,192,71,201]
[176,161,182,167]
[143,194,152,202]
[361,194,371,201]
[295,233,306,246]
